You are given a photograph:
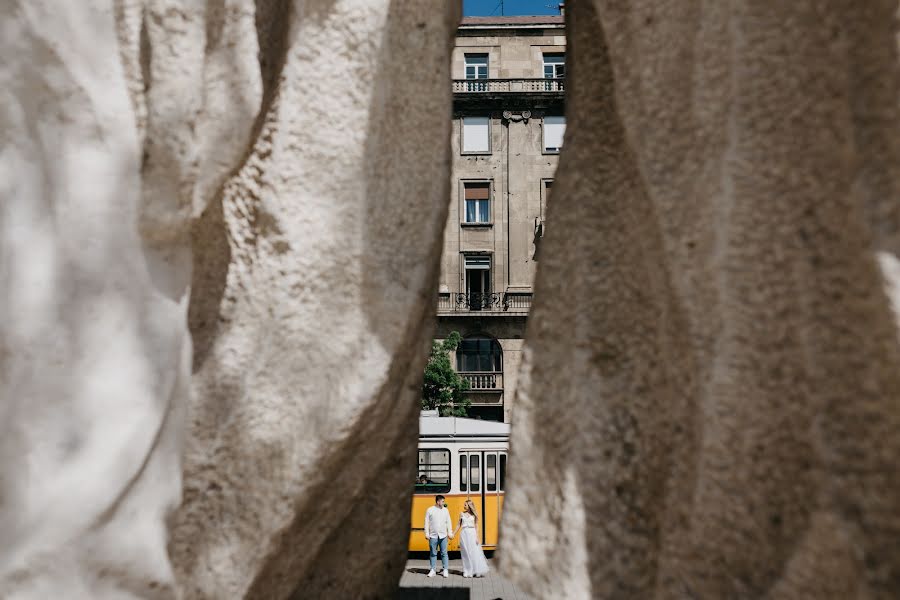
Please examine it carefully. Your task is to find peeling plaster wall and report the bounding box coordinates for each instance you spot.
[499,0,900,598]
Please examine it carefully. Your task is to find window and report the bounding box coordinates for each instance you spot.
[416,449,450,493]
[463,255,492,310]
[543,53,565,90]
[543,116,566,153]
[464,182,490,223]
[469,454,480,492]
[486,454,497,491]
[457,336,502,372]
[462,117,490,153]
[460,454,468,492]
[499,453,507,491]
[465,54,488,91]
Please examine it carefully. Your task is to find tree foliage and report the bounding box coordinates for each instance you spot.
[422,331,470,417]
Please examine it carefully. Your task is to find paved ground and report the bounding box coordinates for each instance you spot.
[397,555,530,600]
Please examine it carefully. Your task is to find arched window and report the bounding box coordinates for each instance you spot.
[456,336,502,372]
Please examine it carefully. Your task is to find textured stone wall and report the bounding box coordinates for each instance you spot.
[498,0,900,598]
[3,0,900,599]
[1,1,457,598]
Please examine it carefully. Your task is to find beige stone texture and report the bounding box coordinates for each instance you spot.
[1,0,457,598]
[441,112,558,417]
[452,30,564,79]
[499,0,900,598]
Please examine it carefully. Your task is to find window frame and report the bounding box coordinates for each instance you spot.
[461,254,493,310]
[462,181,492,226]
[461,116,492,155]
[486,453,497,492]
[415,447,452,494]
[542,52,566,79]
[456,335,503,373]
[460,454,468,492]
[464,53,489,91]
[542,115,566,154]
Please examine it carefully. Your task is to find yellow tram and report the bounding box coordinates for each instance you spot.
[409,412,510,552]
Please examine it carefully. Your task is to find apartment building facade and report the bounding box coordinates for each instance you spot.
[437,15,565,422]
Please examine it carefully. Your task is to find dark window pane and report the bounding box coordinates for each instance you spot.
[416,449,451,493]
[460,454,467,492]
[486,454,496,491]
[457,337,503,372]
[499,454,506,491]
[470,454,480,492]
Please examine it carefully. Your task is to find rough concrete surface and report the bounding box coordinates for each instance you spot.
[498,1,900,598]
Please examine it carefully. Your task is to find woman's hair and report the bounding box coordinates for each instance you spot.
[464,499,478,519]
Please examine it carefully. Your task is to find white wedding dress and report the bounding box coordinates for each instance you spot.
[458,512,490,577]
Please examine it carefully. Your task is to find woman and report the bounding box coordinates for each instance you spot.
[453,499,490,578]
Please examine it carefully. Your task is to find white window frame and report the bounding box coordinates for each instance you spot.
[462,181,492,225]
[464,53,489,79]
[461,116,491,154]
[543,53,565,79]
[464,53,489,91]
[542,115,566,154]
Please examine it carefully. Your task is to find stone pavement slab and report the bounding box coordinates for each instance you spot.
[397,556,531,600]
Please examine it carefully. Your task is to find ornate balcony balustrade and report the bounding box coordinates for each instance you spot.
[461,371,503,391]
[452,78,565,93]
[437,292,532,314]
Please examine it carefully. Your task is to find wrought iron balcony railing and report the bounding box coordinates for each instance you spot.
[437,292,532,313]
[453,78,565,93]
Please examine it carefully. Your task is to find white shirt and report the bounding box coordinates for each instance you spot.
[424,505,453,539]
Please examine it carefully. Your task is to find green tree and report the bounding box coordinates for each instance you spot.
[422,331,471,417]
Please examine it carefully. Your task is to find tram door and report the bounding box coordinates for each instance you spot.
[459,450,507,548]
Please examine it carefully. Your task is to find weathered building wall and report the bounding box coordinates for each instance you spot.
[442,27,564,420]
[499,0,900,598]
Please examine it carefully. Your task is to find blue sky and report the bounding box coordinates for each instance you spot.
[463,0,562,16]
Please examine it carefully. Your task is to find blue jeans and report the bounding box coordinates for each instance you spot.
[428,536,449,571]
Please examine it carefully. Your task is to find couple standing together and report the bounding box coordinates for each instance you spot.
[424,495,489,578]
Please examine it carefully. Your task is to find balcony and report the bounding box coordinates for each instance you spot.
[453,78,565,93]
[452,78,565,111]
[437,292,532,315]
[461,371,503,391]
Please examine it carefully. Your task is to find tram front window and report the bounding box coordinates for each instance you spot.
[416,449,450,493]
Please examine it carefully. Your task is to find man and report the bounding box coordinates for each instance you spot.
[424,495,453,577]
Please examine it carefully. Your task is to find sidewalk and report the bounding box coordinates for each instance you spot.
[398,556,530,600]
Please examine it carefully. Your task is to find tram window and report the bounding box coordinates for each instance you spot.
[499,454,507,491]
[486,454,497,491]
[470,455,480,492]
[416,449,451,493]
[460,454,468,492]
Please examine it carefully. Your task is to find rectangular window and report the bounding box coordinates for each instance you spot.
[464,182,490,223]
[543,116,566,153]
[464,255,491,311]
[465,54,488,91]
[457,336,502,372]
[486,454,497,491]
[416,449,451,493]
[460,454,468,492]
[543,53,565,90]
[462,117,490,153]
[499,453,507,491]
[469,454,480,492]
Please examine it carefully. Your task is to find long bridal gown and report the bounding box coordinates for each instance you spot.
[458,512,490,577]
